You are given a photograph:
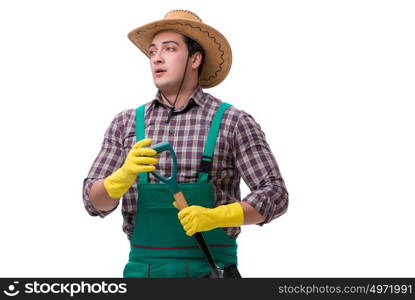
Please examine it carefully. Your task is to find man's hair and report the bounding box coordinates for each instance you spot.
[182,35,205,77]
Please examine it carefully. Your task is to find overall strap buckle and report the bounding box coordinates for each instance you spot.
[199,155,213,173]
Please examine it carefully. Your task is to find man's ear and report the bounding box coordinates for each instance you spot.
[191,52,202,70]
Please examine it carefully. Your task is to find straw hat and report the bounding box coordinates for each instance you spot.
[128,9,232,88]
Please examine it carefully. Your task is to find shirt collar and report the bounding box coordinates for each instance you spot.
[152,85,205,111]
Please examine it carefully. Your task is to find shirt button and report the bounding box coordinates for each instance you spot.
[169,130,175,136]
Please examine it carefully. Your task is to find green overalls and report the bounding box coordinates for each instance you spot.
[123,102,238,278]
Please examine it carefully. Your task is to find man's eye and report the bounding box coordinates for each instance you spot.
[166,47,176,51]
[149,50,156,56]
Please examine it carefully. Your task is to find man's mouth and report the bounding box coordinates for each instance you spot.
[155,69,166,76]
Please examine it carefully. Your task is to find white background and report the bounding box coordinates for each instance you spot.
[0,0,414,277]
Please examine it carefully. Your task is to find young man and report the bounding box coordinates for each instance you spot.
[82,9,288,278]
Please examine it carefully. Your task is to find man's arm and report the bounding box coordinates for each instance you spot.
[82,111,127,218]
[240,201,265,225]
[173,201,265,236]
[234,111,289,225]
[83,112,158,216]
[89,179,120,212]
[82,108,159,219]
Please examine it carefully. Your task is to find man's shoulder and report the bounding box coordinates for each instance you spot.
[205,93,249,118]
[212,97,252,124]
[204,94,255,136]
[111,108,136,125]
[111,99,154,121]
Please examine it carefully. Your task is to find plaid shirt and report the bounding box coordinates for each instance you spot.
[82,86,288,239]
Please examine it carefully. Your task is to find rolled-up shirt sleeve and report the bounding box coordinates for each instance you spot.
[82,111,127,218]
[233,112,289,225]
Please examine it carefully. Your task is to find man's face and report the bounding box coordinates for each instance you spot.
[148,31,189,91]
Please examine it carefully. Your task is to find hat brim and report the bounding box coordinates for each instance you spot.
[128,19,232,88]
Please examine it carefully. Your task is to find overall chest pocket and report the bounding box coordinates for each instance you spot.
[139,182,214,209]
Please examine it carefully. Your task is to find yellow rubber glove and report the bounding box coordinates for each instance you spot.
[104,138,158,199]
[173,202,244,236]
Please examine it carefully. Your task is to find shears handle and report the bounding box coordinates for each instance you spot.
[150,142,172,154]
[149,142,179,194]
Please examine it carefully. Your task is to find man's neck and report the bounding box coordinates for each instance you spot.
[160,84,198,109]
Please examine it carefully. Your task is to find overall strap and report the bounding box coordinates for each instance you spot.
[135,104,148,183]
[197,102,231,182]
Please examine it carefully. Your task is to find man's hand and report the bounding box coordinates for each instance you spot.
[173,202,244,236]
[104,138,158,198]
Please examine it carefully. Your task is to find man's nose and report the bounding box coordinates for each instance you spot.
[152,51,164,64]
